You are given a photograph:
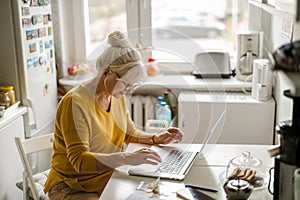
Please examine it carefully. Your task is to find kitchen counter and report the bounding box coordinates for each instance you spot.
[59,74,252,92]
[146,75,252,92]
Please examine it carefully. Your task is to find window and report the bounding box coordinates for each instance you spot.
[87,0,127,51]
[70,0,249,69]
[150,0,249,62]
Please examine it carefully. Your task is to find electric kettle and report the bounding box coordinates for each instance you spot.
[251,59,273,101]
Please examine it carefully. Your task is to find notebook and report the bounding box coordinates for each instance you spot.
[128,110,226,180]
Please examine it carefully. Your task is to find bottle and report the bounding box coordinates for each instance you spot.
[156,101,171,126]
[163,89,173,118]
[155,96,163,119]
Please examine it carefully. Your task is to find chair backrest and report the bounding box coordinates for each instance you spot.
[15,133,54,200]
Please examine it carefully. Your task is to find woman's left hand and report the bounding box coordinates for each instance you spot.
[153,127,183,145]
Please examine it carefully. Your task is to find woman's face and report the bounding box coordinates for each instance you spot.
[112,80,128,98]
[111,72,135,98]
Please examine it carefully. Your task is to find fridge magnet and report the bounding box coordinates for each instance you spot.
[21,7,30,16]
[43,14,48,25]
[29,43,37,53]
[38,27,46,37]
[44,0,49,5]
[43,83,50,96]
[46,66,51,73]
[44,40,52,49]
[38,0,44,6]
[26,29,37,40]
[22,18,31,28]
[32,56,39,67]
[30,0,38,7]
[37,14,43,24]
[50,49,53,58]
[39,40,44,53]
[31,15,37,25]
[48,13,52,21]
[48,27,52,35]
[27,58,33,69]
[22,0,29,3]
[39,56,44,65]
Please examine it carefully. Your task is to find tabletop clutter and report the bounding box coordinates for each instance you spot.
[125,149,270,200]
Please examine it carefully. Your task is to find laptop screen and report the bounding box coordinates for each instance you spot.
[198,109,226,158]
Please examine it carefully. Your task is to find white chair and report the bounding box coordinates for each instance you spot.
[14,133,54,200]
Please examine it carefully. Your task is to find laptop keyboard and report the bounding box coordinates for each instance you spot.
[156,149,193,174]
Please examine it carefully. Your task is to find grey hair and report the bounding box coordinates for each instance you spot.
[96,31,147,84]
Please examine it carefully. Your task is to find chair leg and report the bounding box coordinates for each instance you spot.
[22,171,30,200]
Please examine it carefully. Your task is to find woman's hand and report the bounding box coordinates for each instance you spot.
[153,127,184,145]
[125,148,162,166]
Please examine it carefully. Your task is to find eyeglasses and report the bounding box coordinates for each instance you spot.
[113,71,140,92]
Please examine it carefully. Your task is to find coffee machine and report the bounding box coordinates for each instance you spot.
[271,40,300,200]
[236,31,263,81]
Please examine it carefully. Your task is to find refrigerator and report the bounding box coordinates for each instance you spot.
[0,0,57,198]
[0,0,57,138]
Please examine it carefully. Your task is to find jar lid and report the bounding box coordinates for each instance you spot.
[230,151,261,168]
[0,86,14,91]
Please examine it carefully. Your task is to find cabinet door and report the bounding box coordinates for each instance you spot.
[0,116,24,199]
[178,92,275,144]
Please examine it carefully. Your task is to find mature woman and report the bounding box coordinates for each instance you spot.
[44,31,183,199]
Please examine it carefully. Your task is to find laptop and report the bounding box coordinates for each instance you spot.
[127,110,226,180]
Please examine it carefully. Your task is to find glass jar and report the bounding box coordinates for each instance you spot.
[0,86,15,106]
[225,151,267,188]
[0,92,11,109]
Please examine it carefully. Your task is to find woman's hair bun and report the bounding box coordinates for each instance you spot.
[108,31,131,48]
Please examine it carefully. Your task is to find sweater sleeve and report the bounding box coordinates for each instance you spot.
[58,93,108,173]
[124,105,141,144]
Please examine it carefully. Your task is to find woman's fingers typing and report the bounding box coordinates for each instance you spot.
[129,148,162,165]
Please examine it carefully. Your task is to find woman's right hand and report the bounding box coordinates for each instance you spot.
[125,147,162,166]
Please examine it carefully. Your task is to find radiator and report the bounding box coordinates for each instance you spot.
[127,95,157,130]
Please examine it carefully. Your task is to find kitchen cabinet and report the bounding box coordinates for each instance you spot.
[178,92,275,144]
[0,107,27,200]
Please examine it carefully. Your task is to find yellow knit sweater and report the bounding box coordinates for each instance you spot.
[44,85,141,193]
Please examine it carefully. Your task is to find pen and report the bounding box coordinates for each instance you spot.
[151,177,160,192]
[185,184,218,193]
